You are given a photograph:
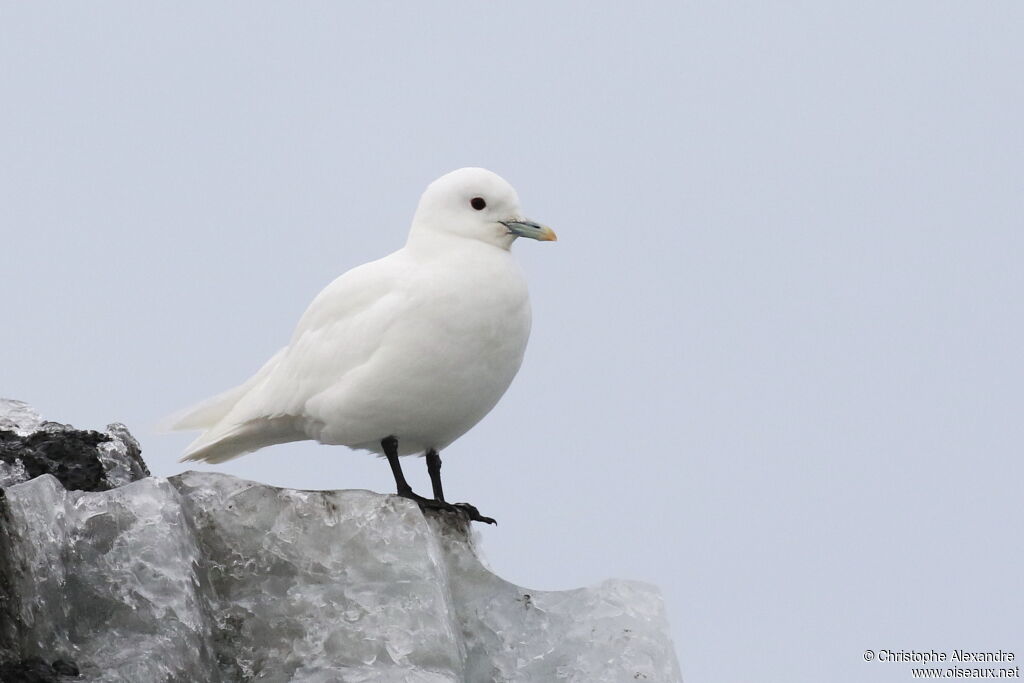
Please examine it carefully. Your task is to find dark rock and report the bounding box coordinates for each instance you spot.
[0,401,148,492]
[0,428,110,493]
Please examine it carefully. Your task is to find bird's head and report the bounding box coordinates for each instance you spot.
[408,167,557,250]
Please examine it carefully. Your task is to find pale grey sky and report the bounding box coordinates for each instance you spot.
[3,3,1022,681]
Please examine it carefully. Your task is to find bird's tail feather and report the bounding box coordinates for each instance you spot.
[157,383,252,433]
[161,347,296,463]
[158,348,287,433]
[180,417,302,464]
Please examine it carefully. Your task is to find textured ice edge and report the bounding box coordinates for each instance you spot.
[0,401,682,682]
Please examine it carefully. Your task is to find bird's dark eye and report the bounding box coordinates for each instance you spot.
[470,197,487,211]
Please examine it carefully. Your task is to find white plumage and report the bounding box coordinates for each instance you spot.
[168,168,556,471]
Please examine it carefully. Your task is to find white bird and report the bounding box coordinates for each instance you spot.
[167,168,556,523]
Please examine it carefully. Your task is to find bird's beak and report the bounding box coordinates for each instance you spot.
[501,219,558,242]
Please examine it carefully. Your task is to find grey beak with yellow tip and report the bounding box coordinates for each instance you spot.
[501,219,558,242]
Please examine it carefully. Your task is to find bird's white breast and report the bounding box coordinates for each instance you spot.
[304,240,532,454]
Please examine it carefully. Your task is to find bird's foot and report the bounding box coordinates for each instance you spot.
[400,490,456,513]
[398,490,496,525]
[452,502,497,525]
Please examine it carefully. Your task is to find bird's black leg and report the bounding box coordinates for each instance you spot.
[382,435,414,497]
[426,449,445,502]
[427,448,497,525]
[381,436,496,525]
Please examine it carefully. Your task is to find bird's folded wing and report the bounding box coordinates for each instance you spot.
[212,254,412,425]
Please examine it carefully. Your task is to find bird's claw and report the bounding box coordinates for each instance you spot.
[398,491,496,525]
[452,502,497,525]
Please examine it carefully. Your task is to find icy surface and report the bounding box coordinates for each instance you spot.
[172,472,463,682]
[0,399,43,436]
[2,475,219,682]
[0,401,682,682]
[93,423,148,489]
[0,457,30,489]
[430,514,682,682]
[430,518,679,683]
